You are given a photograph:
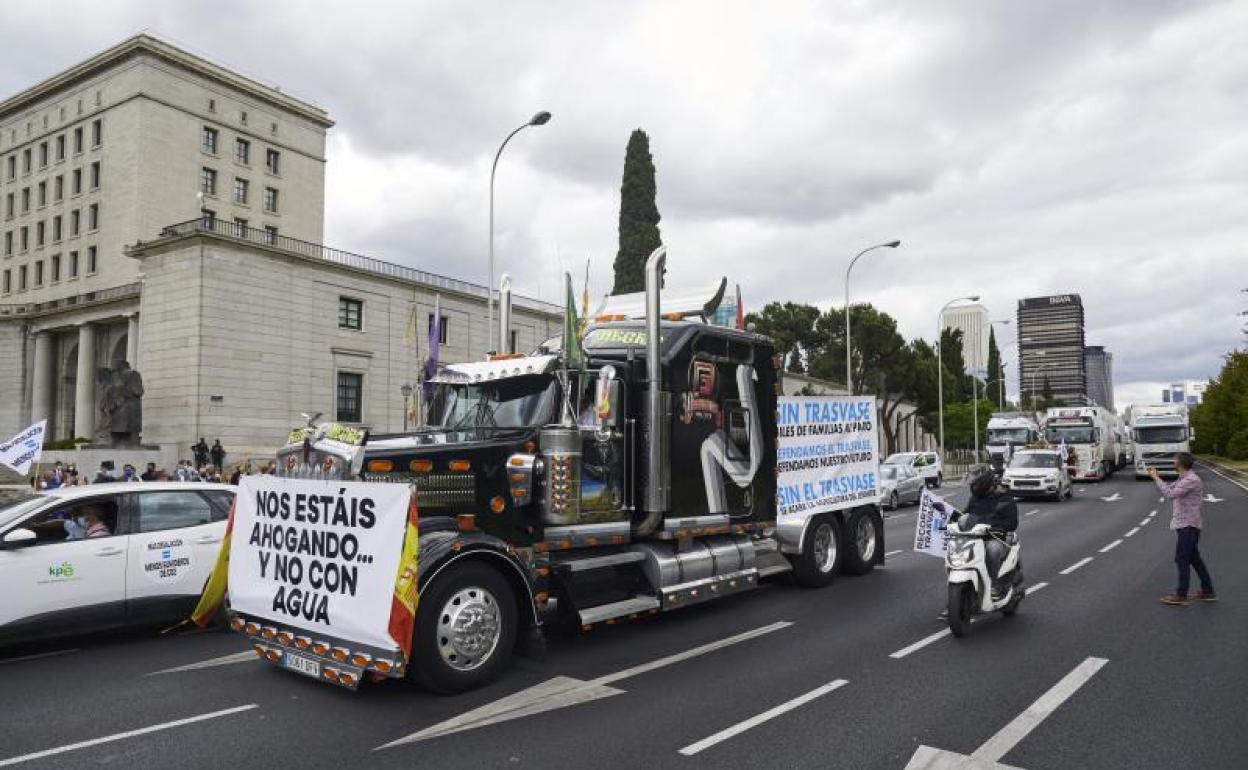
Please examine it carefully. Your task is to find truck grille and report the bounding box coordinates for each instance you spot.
[361,472,475,507]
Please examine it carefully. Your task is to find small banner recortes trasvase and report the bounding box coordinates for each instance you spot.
[913,487,952,558]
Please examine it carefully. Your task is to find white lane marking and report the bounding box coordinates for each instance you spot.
[1060,557,1093,575]
[377,621,792,748]
[1203,493,1223,503]
[1148,509,1157,518]
[1026,581,1049,596]
[890,629,952,660]
[0,704,257,767]
[1124,527,1140,538]
[971,657,1109,762]
[148,650,257,676]
[1200,462,1248,492]
[885,549,904,557]
[1099,539,1123,553]
[679,680,849,756]
[0,648,78,666]
[1139,518,1151,527]
[1024,508,1039,517]
[1100,492,1122,502]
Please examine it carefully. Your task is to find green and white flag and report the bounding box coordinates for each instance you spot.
[563,272,585,374]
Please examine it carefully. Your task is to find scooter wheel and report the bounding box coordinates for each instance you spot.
[947,583,972,638]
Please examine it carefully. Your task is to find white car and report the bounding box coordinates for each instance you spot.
[879,465,926,509]
[1001,449,1073,502]
[0,482,234,646]
[882,451,943,488]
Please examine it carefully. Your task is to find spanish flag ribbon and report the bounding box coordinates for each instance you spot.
[387,492,421,659]
[191,497,236,627]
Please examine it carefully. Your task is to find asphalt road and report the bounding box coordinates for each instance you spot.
[2,466,1245,769]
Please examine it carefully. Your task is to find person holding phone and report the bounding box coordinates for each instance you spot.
[1151,452,1215,606]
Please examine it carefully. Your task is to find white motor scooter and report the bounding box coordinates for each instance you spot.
[944,519,1024,637]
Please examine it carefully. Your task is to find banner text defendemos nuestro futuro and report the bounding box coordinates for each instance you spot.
[775,396,878,517]
[229,476,410,651]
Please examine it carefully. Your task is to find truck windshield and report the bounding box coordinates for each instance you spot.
[1045,426,1095,443]
[987,428,1032,444]
[1135,426,1187,444]
[426,375,558,430]
[1010,454,1057,469]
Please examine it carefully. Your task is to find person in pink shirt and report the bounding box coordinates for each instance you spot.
[1150,452,1215,606]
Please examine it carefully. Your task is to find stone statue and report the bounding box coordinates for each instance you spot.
[95,360,144,447]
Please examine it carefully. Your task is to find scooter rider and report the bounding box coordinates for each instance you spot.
[951,465,1019,599]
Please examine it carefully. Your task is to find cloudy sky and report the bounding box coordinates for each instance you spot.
[2,0,1244,406]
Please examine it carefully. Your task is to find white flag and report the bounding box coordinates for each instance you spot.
[0,420,48,476]
[913,487,952,558]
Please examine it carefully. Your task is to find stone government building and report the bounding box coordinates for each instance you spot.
[0,35,559,460]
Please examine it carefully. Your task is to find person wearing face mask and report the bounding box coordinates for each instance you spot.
[63,506,110,540]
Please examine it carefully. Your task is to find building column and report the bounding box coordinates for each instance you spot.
[30,331,55,426]
[126,313,139,368]
[74,323,96,439]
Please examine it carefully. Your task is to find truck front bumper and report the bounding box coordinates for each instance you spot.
[228,612,406,690]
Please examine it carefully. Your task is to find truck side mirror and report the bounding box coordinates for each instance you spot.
[595,365,621,432]
[1,528,37,549]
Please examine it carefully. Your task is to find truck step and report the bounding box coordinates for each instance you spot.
[755,550,793,579]
[577,595,661,626]
[552,551,645,573]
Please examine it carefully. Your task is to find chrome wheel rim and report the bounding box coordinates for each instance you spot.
[856,516,877,562]
[437,586,502,671]
[812,523,836,573]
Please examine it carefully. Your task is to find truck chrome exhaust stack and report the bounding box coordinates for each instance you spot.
[641,245,670,531]
[499,273,513,354]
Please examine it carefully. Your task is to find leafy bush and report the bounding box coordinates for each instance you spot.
[43,437,91,451]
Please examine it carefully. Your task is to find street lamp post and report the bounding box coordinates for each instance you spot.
[400,383,413,432]
[1028,362,1055,409]
[844,240,901,393]
[488,111,551,354]
[937,295,980,467]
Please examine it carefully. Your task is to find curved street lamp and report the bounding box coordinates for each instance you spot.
[488,111,552,353]
[937,295,980,465]
[844,240,901,393]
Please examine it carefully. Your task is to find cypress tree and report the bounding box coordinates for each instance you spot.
[611,129,662,294]
[986,327,1002,406]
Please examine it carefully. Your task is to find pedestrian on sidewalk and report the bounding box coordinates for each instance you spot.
[1151,452,1215,606]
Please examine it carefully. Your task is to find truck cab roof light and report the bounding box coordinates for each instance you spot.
[448,459,471,472]
[409,459,433,473]
[366,459,394,473]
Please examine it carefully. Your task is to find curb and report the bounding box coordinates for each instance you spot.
[1199,458,1248,492]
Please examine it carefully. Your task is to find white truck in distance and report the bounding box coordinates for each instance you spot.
[1042,406,1116,481]
[985,413,1040,477]
[1130,404,1190,479]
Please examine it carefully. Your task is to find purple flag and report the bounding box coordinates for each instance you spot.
[422,296,441,402]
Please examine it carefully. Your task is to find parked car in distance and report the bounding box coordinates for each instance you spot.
[1000,449,1072,502]
[0,482,235,646]
[879,465,925,509]
[882,451,943,488]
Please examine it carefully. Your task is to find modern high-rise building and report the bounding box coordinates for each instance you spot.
[1162,381,1206,405]
[1016,294,1086,405]
[1084,345,1114,411]
[942,303,989,375]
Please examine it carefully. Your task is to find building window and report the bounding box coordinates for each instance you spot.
[2,269,9,294]
[37,181,46,207]
[4,193,11,218]
[232,177,249,204]
[262,186,278,213]
[202,209,216,227]
[70,210,79,237]
[22,148,31,174]
[338,297,363,330]
[52,215,61,242]
[73,127,83,154]
[34,260,43,287]
[231,217,247,236]
[208,98,216,113]
[36,221,44,247]
[55,134,65,161]
[336,372,363,423]
[427,314,449,344]
[91,119,102,147]
[263,225,278,244]
[5,155,13,180]
[90,161,101,189]
[72,168,82,195]
[19,227,27,251]
[265,148,281,175]
[235,138,250,165]
[21,187,30,213]
[3,231,10,256]
[54,175,63,201]
[18,264,27,291]
[87,245,97,274]
[201,126,218,154]
[38,142,48,168]
[88,203,99,231]
[240,110,248,125]
[51,253,60,282]
[69,250,78,278]
[200,167,217,196]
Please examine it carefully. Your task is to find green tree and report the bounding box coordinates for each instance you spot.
[986,327,1003,408]
[611,129,662,295]
[1192,351,1248,458]
[942,399,993,451]
[939,327,970,403]
[745,302,821,373]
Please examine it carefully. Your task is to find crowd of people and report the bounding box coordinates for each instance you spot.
[30,438,276,490]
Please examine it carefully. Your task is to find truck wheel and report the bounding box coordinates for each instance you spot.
[792,515,841,587]
[411,561,517,694]
[844,508,881,575]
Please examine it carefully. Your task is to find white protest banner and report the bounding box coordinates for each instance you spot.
[0,420,47,476]
[776,395,879,520]
[913,487,951,558]
[228,475,411,651]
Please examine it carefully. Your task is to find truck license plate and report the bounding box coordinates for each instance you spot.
[283,652,320,678]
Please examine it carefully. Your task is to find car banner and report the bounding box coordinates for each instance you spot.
[775,395,879,520]
[0,420,46,476]
[228,476,411,652]
[913,487,952,558]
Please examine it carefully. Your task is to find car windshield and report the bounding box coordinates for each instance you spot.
[1135,426,1187,444]
[0,492,49,530]
[883,454,917,465]
[987,428,1032,444]
[1045,426,1095,443]
[426,375,558,430]
[1010,453,1057,469]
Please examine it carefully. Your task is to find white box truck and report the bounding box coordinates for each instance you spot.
[1042,406,1116,481]
[1130,404,1190,479]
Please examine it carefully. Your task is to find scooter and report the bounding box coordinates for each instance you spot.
[944,519,1024,637]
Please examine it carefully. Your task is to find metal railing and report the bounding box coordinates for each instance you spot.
[0,280,141,319]
[156,218,563,315]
